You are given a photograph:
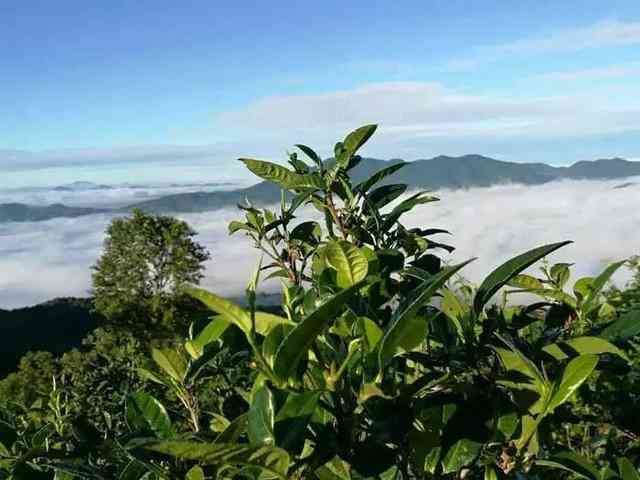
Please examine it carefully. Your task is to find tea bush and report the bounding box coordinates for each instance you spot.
[1,125,639,479]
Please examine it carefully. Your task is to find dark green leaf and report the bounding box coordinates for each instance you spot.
[441,439,481,475]
[248,385,276,446]
[536,451,600,480]
[547,354,598,413]
[543,336,628,362]
[583,261,626,314]
[273,284,361,380]
[367,184,407,210]
[146,441,289,478]
[617,458,640,480]
[378,259,473,368]
[275,391,320,453]
[473,241,572,315]
[601,309,640,341]
[355,162,407,193]
[126,392,173,439]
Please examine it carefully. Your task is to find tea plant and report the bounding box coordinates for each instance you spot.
[2,125,639,479]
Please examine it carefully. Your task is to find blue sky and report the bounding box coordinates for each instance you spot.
[2,0,640,185]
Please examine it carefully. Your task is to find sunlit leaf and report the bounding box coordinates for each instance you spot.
[547,354,598,413]
[325,240,369,288]
[151,348,187,383]
[543,336,628,362]
[248,385,275,446]
[126,391,173,439]
[441,438,481,475]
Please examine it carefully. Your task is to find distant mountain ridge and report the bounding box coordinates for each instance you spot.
[2,155,639,223]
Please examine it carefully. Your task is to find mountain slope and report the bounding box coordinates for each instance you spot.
[131,155,640,213]
[2,156,640,222]
[0,203,108,222]
[0,298,103,376]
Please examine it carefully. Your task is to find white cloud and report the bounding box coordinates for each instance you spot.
[538,62,640,82]
[0,144,240,172]
[447,20,640,70]
[1,177,638,309]
[214,82,640,155]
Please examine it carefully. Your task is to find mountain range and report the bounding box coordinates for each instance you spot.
[2,155,639,223]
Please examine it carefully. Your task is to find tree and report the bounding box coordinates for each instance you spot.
[92,209,210,328]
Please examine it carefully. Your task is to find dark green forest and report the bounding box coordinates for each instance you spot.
[1,125,640,479]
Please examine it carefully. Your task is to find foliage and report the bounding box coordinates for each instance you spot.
[0,297,102,377]
[92,209,210,330]
[1,125,640,479]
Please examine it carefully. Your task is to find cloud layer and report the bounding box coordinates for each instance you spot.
[214,82,640,160]
[1,177,638,309]
[447,20,640,70]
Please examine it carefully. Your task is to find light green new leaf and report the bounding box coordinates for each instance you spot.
[508,274,544,290]
[254,312,294,335]
[547,354,598,413]
[441,439,481,475]
[440,288,466,339]
[187,286,251,333]
[573,277,594,302]
[360,317,383,352]
[146,441,290,479]
[315,457,353,480]
[543,336,628,362]
[582,261,626,314]
[515,414,541,452]
[617,458,640,480]
[484,466,498,480]
[378,259,473,369]
[228,220,254,235]
[600,309,640,342]
[187,286,291,336]
[325,241,369,288]
[473,241,572,315]
[186,318,230,359]
[248,385,276,447]
[273,283,361,380]
[185,466,205,480]
[151,348,187,383]
[550,263,572,288]
[126,391,173,439]
[241,158,323,190]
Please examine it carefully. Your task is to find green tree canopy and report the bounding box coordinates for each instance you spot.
[92,209,210,328]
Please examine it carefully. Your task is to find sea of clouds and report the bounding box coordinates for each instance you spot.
[0,181,241,209]
[0,177,638,309]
